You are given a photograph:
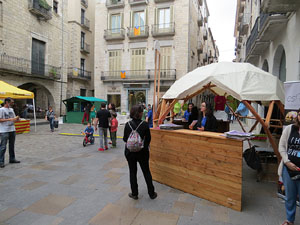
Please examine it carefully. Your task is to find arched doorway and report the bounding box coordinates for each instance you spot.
[262,59,269,72]
[273,45,286,82]
[128,90,146,111]
[17,83,55,118]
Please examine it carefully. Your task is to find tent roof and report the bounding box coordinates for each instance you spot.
[162,62,285,103]
[0,81,34,99]
[63,96,107,103]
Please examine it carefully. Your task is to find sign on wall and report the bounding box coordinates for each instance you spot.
[284,81,300,125]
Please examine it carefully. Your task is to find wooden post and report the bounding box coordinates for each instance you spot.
[153,49,157,123]
[242,100,281,162]
[275,100,285,117]
[157,53,161,102]
[249,120,260,133]
[158,99,177,125]
[159,99,167,119]
[265,101,275,128]
[225,103,247,133]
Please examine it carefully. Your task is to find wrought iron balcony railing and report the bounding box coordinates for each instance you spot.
[198,10,203,27]
[81,17,90,30]
[101,69,176,82]
[81,0,88,7]
[0,54,61,80]
[197,40,203,54]
[127,26,149,39]
[68,67,91,80]
[106,0,125,8]
[202,28,208,40]
[104,28,125,41]
[152,23,175,37]
[80,42,90,54]
[28,0,52,20]
[246,17,259,57]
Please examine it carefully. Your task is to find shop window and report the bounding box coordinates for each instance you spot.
[107,94,121,112]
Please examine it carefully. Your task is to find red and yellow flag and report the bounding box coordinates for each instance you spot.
[120,71,126,79]
[134,26,140,36]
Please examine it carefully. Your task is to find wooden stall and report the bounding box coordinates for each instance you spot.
[150,62,285,211]
[150,129,243,211]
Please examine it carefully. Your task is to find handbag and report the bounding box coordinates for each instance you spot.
[243,146,262,171]
[53,120,59,128]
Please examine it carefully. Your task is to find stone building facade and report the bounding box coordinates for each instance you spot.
[94,0,218,112]
[67,0,95,98]
[0,0,68,116]
[234,0,300,82]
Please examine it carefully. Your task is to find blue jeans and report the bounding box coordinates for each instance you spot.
[99,128,108,149]
[0,132,16,165]
[49,117,54,131]
[282,165,300,223]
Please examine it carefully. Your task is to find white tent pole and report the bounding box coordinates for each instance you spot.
[33,98,37,132]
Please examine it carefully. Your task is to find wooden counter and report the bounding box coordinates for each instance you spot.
[150,129,243,211]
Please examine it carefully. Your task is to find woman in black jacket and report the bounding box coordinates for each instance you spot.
[188,106,199,130]
[197,101,218,132]
[123,105,157,200]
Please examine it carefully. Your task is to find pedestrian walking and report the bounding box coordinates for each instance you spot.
[0,98,21,168]
[146,104,153,128]
[82,103,91,124]
[108,103,116,145]
[45,106,56,132]
[279,108,300,225]
[123,104,157,200]
[94,103,111,151]
[110,113,118,148]
[90,104,97,124]
[141,103,148,121]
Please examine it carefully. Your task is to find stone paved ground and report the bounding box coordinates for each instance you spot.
[0,123,298,225]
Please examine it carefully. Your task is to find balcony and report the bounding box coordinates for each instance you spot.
[81,0,88,7]
[80,42,90,54]
[129,0,148,6]
[245,13,288,62]
[68,67,91,80]
[261,0,300,13]
[128,26,149,39]
[202,28,208,40]
[101,69,176,82]
[197,40,203,54]
[154,0,174,2]
[106,0,124,9]
[28,0,52,20]
[239,13,250,35]
[198,10,203,27]
[81,17,90,30]
[202,53,208,63]
[152,23,175,37]
[104,28,125,41]
[0,54,61,80]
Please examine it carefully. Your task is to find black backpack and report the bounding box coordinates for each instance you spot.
[243,146,262,171]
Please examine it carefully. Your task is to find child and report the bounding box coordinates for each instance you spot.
[110,113,118,148]
[84,122,94,139]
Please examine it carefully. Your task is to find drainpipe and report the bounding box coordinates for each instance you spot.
[60,0,64,116]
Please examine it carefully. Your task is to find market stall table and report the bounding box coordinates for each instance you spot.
[150,128,243,211]
[15,120,30,134]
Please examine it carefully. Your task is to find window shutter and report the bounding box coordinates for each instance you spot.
[145,8,148,26]
[154,8,158,25]
[170,5,174,24]
[121,12,124,28]
[130,11,133,28]
[108,13,111,29]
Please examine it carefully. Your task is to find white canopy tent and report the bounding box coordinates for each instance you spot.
[155,62,285,162]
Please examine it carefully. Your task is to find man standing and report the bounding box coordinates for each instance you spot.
[0,98,21,168]
[82,103,91,124]
[146,104,153,128]
[94,103,111,151]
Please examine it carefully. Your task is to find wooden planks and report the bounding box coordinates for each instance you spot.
[150,129,243,211]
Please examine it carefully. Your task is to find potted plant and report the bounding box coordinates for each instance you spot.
[49,68,57,78]
[39,0,51,10]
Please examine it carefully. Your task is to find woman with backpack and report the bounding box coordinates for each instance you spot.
[123,104,157,200]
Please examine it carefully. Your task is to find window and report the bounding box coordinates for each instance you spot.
[81,9,85,24]
[158,8,170,28]
[110,14,121,32]
[131,48,145,76]
[160,47,171,77]
[133,11,145,28]
[31,38,46,76]
[0,2,3,25]
[80,89,86,97]
[53,0,58,14]
[107,95,121,112]
[80,58,85,76]
[109,50,122,75]
[81,32,85,49]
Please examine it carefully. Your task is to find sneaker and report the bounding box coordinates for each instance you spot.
[150,192,157,199]
[128,193,138,200]
[0,164,5,168]
[281,221,294,225]
[105,146,108,150]
[108,141,112,145]
[98,148,104,151]
[9,160,20,164]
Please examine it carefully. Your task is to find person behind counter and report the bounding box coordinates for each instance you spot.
[196,101,217,132]
[279,108,300,225]
[188,106,199,130]
[183,103,194,122]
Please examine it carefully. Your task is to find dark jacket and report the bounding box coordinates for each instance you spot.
[123,119,151,154]
[197,114,218,132]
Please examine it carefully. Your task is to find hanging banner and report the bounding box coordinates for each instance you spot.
[284,81,300,125]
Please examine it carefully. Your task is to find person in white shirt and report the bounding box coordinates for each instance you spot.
[0,98,20,168]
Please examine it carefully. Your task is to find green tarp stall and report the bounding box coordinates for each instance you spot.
[63,96,107,124]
